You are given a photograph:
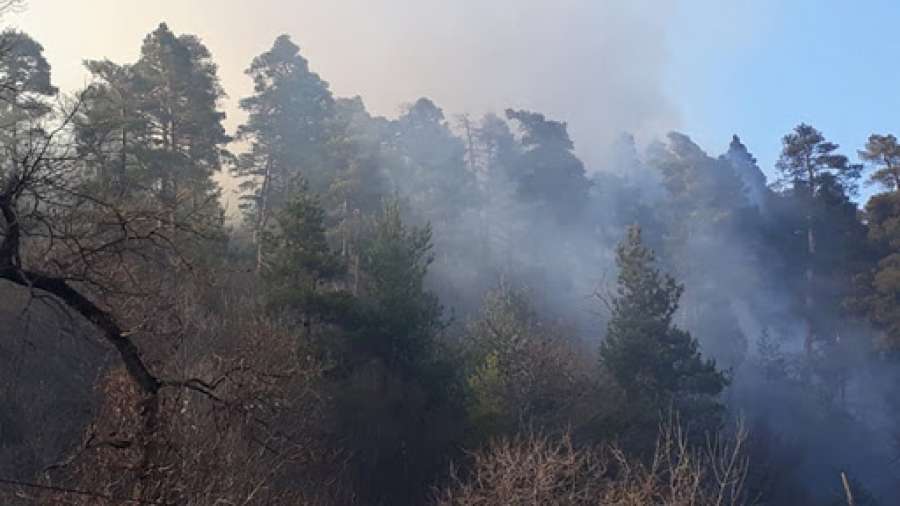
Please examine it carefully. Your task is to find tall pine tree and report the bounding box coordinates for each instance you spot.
[132,23,230,215]
[234,35,336,270]
[78,23,230,228]
[776,124,861,351]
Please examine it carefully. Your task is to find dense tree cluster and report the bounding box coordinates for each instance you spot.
[2,16,900,506]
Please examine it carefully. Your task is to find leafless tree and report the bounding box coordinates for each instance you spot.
[0,41,241,503]
[436,417,751,506]
[1,288,354,505]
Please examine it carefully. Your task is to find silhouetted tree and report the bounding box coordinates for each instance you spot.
[505,108,591,223]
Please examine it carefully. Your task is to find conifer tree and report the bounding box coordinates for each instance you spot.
[387,97,474,226]
[505,108,591,223]
[132,23,230,214]
[776,124,861,351]
[0,29,55,172]
[358,199,444,373]
[234,35,336,270]
[0,28,55,103]
[723,134,768,209]
[647,133,753,369]
[77,23,230,225]
[599,226,727,438]
[859,133,900,192]
[76,60,140,191]
[849,191,900,352]
[261,180,346,318]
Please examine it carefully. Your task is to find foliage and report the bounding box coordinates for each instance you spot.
[776,123,862,194]
[859,133,900,192]
[598,226,728,445]
[352,198,445,373]
[76,22,230,231]
[234,34,336,259]
[849,191,900,352]
[463,284,589,439]
[505,108,591,223]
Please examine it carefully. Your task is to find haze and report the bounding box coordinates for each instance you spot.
[9,0,679,167]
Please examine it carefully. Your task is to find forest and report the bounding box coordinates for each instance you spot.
[1,8,900,506]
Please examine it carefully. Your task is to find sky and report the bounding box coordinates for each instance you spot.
[6,0,900,200]
[666,0,900,200]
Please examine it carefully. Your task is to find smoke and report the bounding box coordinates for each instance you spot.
[331,0,680,167]
[9,0,679,169]
[7,2,897,501]
[399,118,898,500]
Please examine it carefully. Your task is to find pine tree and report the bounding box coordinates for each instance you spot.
[234,35,337,270]
[474,113,522,191]
[76,60,140,191]
[647,133,753,369]
[505,108,591,223]
[358,198,444,373]
[777,124,861,193]
[324,96,390,270]
[859,133,900,192]
[327,96,389,217]
[261,180,346,319]
[330,199,458,506]
[77,23,230,224]
[776,124,861,352]
[599,226,727,437]
[0,29,56,174]
[723,134,768,209]
[652,132,750,227]
[131,23,230,224]
[849,191,900,352]
[470,113,523,264]
[387,97,474,226]
[0,28,55,106]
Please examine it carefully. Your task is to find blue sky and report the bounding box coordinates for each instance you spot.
[667,0,900,199]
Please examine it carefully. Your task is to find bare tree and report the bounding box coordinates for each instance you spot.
[0,52,229,505]
[0,92,190,395]
[436,417,751,506]
[0,287,353,505]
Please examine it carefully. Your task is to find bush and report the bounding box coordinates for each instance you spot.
[435,417,750,506]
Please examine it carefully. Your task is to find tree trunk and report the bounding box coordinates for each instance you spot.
[253,157,272,274]
[805,217,815,354]
[254,157,273,274]
[805,166,816,354]
[119,101,127,192]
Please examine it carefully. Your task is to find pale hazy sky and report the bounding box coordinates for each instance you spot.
[7,0,681,168]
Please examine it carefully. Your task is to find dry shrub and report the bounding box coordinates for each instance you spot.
[26,291,355,506]
[436,418,750,506]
